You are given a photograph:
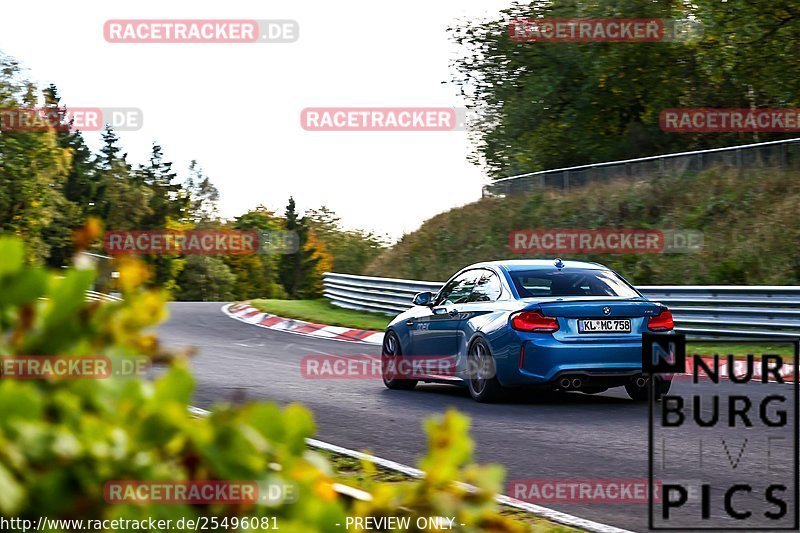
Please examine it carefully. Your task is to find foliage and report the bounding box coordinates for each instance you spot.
[223,206,286,301]
[304,230,334,297]
[306,207,387,275]
[448,0,800,177]
[174,255,236,301]
[0,58,71,264]
[353,410,528,532]
[279,198,323,299]
[0,235,541,532]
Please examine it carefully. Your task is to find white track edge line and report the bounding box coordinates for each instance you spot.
[189,405,631,533]
[221,303,383,346]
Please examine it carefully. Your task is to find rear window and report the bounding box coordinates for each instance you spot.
[509,268,640,298]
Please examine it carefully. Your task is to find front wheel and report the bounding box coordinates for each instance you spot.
[626,376,671,402]
[381,331,417,390]
[466,338,505,402]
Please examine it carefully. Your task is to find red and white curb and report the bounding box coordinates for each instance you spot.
[190,404,631,533]
[222,302,385,345]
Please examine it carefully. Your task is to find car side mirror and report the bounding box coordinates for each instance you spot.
[412,291,434,307]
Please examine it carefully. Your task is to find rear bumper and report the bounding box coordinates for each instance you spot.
[499,335,645,386]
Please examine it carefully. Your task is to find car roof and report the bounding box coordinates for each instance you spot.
[464,259,606,272]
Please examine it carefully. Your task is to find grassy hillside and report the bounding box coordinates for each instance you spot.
[365,168,800,285]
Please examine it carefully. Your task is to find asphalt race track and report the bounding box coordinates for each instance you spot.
[158,302,798,532]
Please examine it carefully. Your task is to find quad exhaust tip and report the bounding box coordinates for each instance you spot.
[559,376,583,390]
[635,376,649,388]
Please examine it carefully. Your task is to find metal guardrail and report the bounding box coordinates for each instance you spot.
[483,137,800,197]
[323,273,800,339]
[85,290,122,302]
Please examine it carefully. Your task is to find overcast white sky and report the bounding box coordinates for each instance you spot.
[0,0,512,241]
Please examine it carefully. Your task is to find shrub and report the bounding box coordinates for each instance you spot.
[0,236,534,532]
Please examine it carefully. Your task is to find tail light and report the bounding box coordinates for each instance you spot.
[647,309,674,331]
[511,311,559,333]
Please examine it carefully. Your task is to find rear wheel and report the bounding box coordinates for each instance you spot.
[467,338,504,402]
[626,376,671,401]
[381,331,417,390]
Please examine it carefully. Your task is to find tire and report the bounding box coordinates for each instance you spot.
[466,338,505,402]
[625,376,671,402]
[381,331,417,390]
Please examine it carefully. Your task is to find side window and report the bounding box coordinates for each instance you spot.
[435,271,478,306]
[468,270,502,302]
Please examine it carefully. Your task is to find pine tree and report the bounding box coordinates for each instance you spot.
[140,143,185,228]
[278,197,322,298]
[184,160,220,225]
[41,85,90,267]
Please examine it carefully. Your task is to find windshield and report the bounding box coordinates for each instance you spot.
[509,269,640,298]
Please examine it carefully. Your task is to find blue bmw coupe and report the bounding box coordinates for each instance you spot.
[381,259,674,402]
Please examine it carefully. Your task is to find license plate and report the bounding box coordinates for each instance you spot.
[578,319,631,333]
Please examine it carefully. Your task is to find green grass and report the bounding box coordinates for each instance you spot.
[689,342,795,361]
[364,167,800,286]
[248,298,390,331]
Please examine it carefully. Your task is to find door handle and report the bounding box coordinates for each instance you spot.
[406,320,414,326]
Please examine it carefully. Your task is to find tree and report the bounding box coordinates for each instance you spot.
[41,85,97,267]
[139,142,185,228]
[136,143,189,287]
[175,255,236,301]
[304,229,334,296]
[0,59,72,264]
[448,0,800,177]
[305,206,386,275]
[224,206,285,300]
[93,128,152,230]
[184,160,220,225]
[278,197,321,298]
